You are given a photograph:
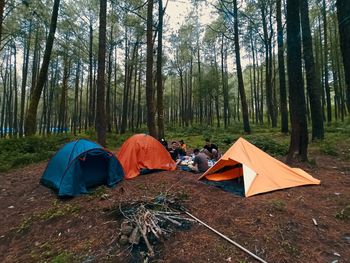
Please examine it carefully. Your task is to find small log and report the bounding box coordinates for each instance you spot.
[137,222,155,257]
[150,218,162,236]
[162,215,182,226]
[129,227,141,245]
[149,225,161,239]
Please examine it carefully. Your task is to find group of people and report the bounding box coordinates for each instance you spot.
[160,139,187,161]
[160,138,220,174]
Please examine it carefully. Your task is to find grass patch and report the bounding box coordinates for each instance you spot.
[319,142,339,156]
[270,199,286,212]
[38,201,80,221]
[88,185,109,200]
[281,240,300,256]
[335,205,350,220]
[16,216,33,233]
[30,241,75,263]
[49,251,74,263]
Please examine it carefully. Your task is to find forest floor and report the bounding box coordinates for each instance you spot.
[0,129,350,263]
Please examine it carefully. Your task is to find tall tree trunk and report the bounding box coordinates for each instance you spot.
[300,0,324,140]
[58,57,69,133]
[156,0,165,139]
[73,60,80,135]
[221,35,229,128]
[106,25,113,133]
[197,41,203,125]
[19,19,32,137]
[79,67,84,133]
[24,0,60,136]
[286,0,308,162]
[88,20,94,128]
[261,3,276,127]
[233,0,250,133]
[323,0,332,123]
[276,0,288,133]
[0,0,5,45]
[337,0,350,112]
[30,28,40,98]
[146,0,157,137]
[136,52,142,129]
[120,29,129,134]
[13,45,18,136]
[131,54,138,131]
[96,0,107,146]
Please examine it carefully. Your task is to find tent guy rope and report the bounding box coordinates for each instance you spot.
[185,211,268,263]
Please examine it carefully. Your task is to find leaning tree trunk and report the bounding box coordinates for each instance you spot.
[337,0,350,112]
[286,0,308,162]
[96,0,107,146]
[146,0,157,138]
[24,0,60,136]
[276,0,288,134]
[300,0,324,140]
[234,0,250,133]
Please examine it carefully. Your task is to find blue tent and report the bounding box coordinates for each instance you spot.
[41,139,124,196]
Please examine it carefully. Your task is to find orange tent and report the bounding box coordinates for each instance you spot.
[117,134,176,179]
[198,137,320,197]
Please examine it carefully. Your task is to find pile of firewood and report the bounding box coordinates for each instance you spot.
[116,194,195,258]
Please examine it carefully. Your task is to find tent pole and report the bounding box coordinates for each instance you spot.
[185,211,268,263]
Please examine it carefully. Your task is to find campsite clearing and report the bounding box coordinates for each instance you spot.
[0,153,349,262]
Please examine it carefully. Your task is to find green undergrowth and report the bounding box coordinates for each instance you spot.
[309,121,350,159]
[1,119,349,172]
[166,123,289,157]
[0,131,134,172]
[30,241,75,263]
[0,135,72,172]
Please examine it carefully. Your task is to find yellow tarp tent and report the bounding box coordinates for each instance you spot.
[198,137,320,197]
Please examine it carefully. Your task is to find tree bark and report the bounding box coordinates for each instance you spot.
[13,45,18,136]
[19,19,32,137]
[146,0,157,138]
[286,0,308,162]
[233,0,250,133]
[24,0,60,136]
[58,57,69,133]
[300,0,324,140]
[88,19,94,128]
[261,3,276,127]
[337,0,350,112]
[322,0,332,123]
[96,0,107,146]
[276,0,288,133]
[106,25,113,132]
[156,0,165,139]
[0,0,5,45]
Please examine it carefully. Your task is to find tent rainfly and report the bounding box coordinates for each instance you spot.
[41,139,124,196]
[117,134,176,179]
[198,137,320,197]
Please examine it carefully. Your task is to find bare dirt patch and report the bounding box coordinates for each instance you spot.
[0,154,349,262]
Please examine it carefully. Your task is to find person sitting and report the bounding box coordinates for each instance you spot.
[203,138,220,161]
[188,148,209,173]
[169,141,186,161]
[179,139,187,152]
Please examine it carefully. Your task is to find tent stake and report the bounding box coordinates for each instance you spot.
[185,211,268,263]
